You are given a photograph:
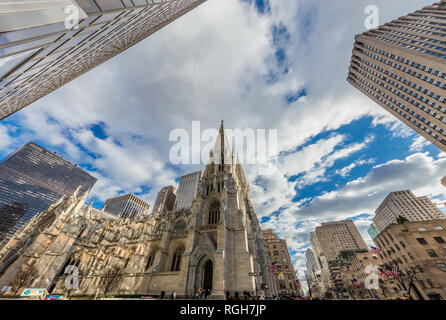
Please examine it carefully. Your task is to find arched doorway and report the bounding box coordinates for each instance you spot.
[202,260,213,291]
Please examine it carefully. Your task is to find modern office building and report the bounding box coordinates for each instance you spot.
[152,185,176,214]
[367,223,380,240]
[347,0,446,151]
[262,229,299,295]
[0,142,96,245]
[315,220,368,262]
[102,193,150,219]
[174,171,201,211]
[374,190,445,232]
[0,0,207,119]
[373,219,446,300]
[305,248,320,275]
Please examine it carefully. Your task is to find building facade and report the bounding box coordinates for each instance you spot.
[309,231,331,298]
[0,0,207,120]
[347,0,446,151]
[367,223,380,240]
[174,171,201,211]
[0,122,277,299]
[373,219,446,300]
[152,186,176,214]
[305,248,320,275]
[261,229,299,296]
[373,190,445,232]
[315,220,368,262]
[310,221,369,299]
[0,142,96,246]
[102,193,150,220]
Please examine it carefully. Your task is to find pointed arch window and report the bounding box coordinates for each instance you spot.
[175,220,187,233]
[170,247,184,271]
[208,201,220,225]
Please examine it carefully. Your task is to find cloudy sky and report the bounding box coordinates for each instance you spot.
[1,0,446,291]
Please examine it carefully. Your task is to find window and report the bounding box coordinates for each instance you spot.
[274,251,279,256]
[400,241,406,248]
[426,249,439,258]
[416,238,427,245]
[427,293,443,300]
[418,227,427,232]
[438,263,446,272]
[434,226,443,230]
[208,201,220,225]
[174,220,186,233]
[170,247,184,271]
[145,255,154,271]
[434,237,445,244]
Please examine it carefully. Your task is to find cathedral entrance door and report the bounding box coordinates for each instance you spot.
[202,260,213,291]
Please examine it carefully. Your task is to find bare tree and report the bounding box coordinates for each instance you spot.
[98,266,124,296]
[11,267,37,295]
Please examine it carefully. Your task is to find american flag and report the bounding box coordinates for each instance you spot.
[351,278,361,287]
[347,265,354,272]
[385,266,393,276]
[268,263,277,272]
[335,274,342,280]
[392,267,399,277]
[294,280,301,289]
[370,246,381,254]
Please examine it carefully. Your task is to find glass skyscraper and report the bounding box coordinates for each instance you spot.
[0,0,206,120]
[0,142,97,245]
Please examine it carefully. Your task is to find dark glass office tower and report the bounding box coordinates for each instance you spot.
[0,142,97,245]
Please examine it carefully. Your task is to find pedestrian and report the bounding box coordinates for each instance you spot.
[196,288,203,300]
[160,291,165,300]
[243,290,248,300]
[225,290,231,300]
[170,291,176,300]
[206,289,211,299]
[234,291,240,300]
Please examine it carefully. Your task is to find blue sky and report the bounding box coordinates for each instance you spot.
[1,0,445,291]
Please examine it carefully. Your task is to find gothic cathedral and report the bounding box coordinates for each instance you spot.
[0,122,277,299]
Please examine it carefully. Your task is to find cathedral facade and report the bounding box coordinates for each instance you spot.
[0,122,277,299]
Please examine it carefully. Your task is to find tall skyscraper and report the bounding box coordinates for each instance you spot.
[174,171,201,211]
[0,0,207,120]
[347,0,446,151]
[315,220,368,262]
[152,185,176,214]
[102,193,150,219]
[0,141,96,244]
[367,222,380,240]
[374,190,445,231]
[305,248,320,275]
